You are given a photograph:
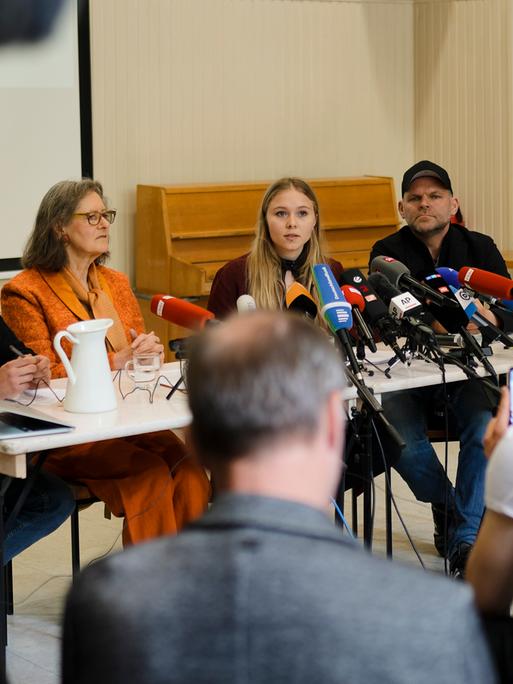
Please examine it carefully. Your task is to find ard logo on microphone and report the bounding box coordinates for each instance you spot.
[336,309,351,324]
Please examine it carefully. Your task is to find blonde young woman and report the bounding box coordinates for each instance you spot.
[208,177,344,318]
[1,180,210,546]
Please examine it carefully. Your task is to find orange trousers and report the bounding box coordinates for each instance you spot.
[43,430,210,546]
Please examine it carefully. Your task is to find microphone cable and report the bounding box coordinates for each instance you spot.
[330,497,355,538]
[438,356,451,576]
[371,419,425,569]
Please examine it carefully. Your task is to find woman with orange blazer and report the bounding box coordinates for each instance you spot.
[1,179,210,546]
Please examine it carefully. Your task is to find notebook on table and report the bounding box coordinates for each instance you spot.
[0,401,75,439]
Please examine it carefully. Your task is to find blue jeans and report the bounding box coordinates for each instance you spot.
[382,379,496,557]
[3,469,75,563]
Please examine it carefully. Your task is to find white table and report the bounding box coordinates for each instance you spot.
[0,363,190,478]
[1,344,512,477]
[346,342,513,399]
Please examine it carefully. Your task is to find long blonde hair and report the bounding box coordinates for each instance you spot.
[247,178,327,310]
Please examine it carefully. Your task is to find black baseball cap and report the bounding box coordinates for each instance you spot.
[401,160,453,196]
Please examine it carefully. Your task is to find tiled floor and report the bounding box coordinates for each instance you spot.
[6,443,457,683]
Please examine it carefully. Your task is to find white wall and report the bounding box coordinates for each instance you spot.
[414,0,512,250]
[89,0,414,279]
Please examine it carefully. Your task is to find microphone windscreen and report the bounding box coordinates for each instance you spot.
[340,285,365,312]
[285,283,318,318]
[150,295,215,330]
[422,272,468,332]
[370,256,410,287]
[435,267,460,289]
[499,299,513,311]
[236,294,257,313]
[459,267,513,300]
[367,271,401,305]
[339,269,389,324]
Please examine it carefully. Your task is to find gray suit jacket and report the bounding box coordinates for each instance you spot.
[62,494,496,683]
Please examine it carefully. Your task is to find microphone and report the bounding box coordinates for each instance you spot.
[313,265,406,450]
[424,272,499,379]
[421,272,469,333]
[438,266,513,319]
[459,266,513,300]
[236,294,257,313]
[375,277,424,320]
[340,269,406,362]
[312,264,364,378]
[368,272,437,348]
[435,268,513,347]
[151,294,215,330]
[285,283,317,319]
[340,285,377,353]
[370,256,458,308]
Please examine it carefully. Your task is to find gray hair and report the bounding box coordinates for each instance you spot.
[22,179,108,271]
[187,311,345,462]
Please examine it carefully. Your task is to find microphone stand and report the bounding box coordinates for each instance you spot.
[457,327,499,385]
[335,328,405,554]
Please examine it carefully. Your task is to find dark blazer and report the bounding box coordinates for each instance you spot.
[62,494,495,684]
[370,224,513,331]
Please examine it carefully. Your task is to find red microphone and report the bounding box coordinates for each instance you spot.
[458,267,513,300]
[340,285,365,312]
[150,295,215,330]
[340,285,377,353]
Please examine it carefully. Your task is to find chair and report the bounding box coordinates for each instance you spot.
[3,483,103,617]
[68,483,103,578]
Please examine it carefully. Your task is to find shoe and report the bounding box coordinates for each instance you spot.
[449,542,473,580]
[431,503,455,557]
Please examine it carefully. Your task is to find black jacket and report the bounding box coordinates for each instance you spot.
[370,224,513,331]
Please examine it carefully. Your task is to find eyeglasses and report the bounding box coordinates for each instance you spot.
[73,210,117,226]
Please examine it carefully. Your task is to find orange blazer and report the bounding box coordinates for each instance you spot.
[1,267,145,378]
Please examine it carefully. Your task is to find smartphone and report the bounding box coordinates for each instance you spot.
[509,367,513,425]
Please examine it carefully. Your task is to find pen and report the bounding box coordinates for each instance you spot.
[9,345,29,358]
[166,376,184,400]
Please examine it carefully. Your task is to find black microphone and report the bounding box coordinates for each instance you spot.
[339,269,406,363]
[423,272,498,381]
[420,272,469,333]
[370,256,458,309]
[368,272,438,348]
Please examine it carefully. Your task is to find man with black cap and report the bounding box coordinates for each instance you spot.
[370,160,512,579]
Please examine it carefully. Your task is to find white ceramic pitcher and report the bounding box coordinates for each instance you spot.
[53,318,117,413]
